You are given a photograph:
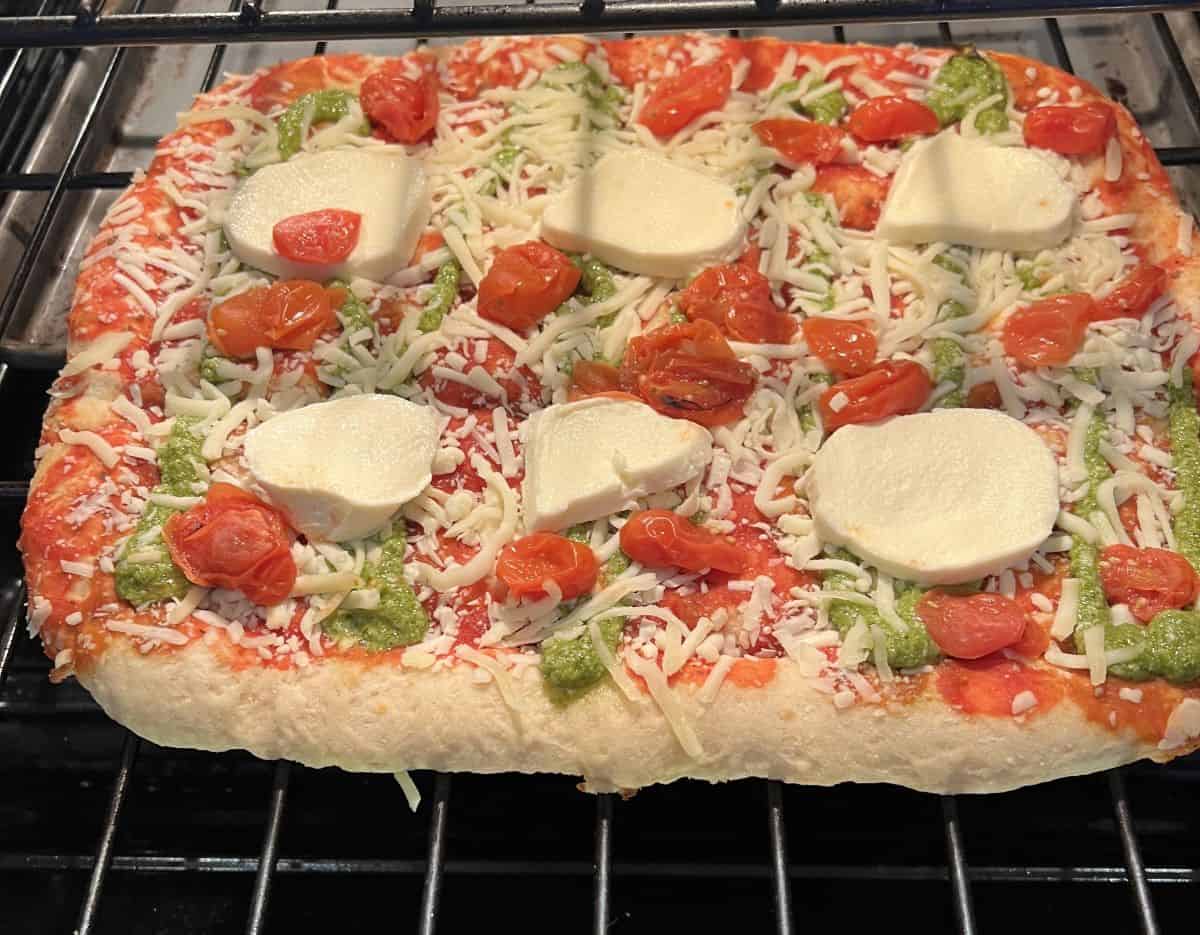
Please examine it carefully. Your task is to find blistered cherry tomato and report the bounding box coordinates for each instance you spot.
[810,165,890,231]
[273,209,362,265]
[477,241,581,331]
[495,532,599,601]
[207,280,335,359]
[753,118,846,165]
[1023,102,1116,156]
[163,483,296,606]
[1099,544,1198,623]
[639,61,732,138]
[677,264,797,344]
[207,287,269,359]
[819,359,931,430]
[619,509,743,574]
[801,317,877,377]
[360,65,439,143]
[567,360,623,401]
[848,96,939,142]
[1092,264,1167,322]
[619,320,757,426]
[966,381,1003,410]
[917,590,1028,660]
[1001,293,1094,367]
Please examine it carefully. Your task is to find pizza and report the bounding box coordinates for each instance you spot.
[20,33,1200,795]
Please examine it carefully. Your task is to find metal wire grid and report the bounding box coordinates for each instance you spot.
[0,3,1198,933]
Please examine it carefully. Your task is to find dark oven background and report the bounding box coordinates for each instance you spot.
[1,3,1198,933]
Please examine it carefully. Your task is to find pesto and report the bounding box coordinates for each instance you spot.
[565,523,628,584]
[331,279,374,335]
[1168,375,1200,572]
[798,371,833,433]
[558,256,618,326]
[417,260,461,333]
[932,299,970,409]
[276,90,363,161]
[802,89,848,125]
[1142,611,1200,684]
[541,617,624,704]
[323,530,429,651]
[1070,411,1114,650]
[926,52,1009,134]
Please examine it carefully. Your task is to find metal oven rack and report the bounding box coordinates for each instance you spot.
[1,3,1199,933]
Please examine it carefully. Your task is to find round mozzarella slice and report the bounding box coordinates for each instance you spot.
[224,147,431,281]
[808,409,1059,586]
[243,394,439,542]
[541,150,745,280]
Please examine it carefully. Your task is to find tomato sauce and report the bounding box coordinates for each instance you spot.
[936,656,1064,719]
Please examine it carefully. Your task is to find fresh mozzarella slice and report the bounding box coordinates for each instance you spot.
[224,148,431,281]
[808,409,1059,586]
[522,397,713,532]
[244,394,439,542]
[877,131,1076,252]
[540,150,745,279]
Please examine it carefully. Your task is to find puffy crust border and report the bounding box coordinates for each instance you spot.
[23,41,1200,792]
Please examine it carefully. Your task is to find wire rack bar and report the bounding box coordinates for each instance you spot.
[593,794,614,935]
[418,774,451,935]
[0,582,25,691]
[941,796,977,935]
[1044,16,1076,73]
[766,782,793,935]
[1153,13,1200,134]
[3,1,1200,50]
[245,762,290,935]
[1108,771,1161,935]
[76,733,140,935]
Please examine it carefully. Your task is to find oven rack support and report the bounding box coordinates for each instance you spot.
[2,3,1199,934]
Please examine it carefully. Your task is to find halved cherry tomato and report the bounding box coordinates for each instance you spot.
[801,317,877,377]
[619,320,757,426]
[739,39,792,93]
[568,360,622,400]
[273,209,362,265]
[495,531,598,601]
[639,61,732,138]
[810,165,890,231]
[260,280,335,350]
[619,509,743,574]
[1023,102,1116,156]
[477,241,580,331]
[677,264,797,344]
[360,65,440,143]
[163,483,296,606]
[207,280,336,359]
[847,96,939,143]
[818,359,931,430]
[753,118,846,165]
[1092,264,1167,322]
[1099,544,1198,623]
[1001,293,1094,367]
[966,381,1003,410]
[917,590,1028,660]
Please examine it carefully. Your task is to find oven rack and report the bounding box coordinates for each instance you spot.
[1,3,1199,934]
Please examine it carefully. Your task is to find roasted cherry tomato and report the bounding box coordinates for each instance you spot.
[495,531,599,601]
[273,209,362,265]
[207,280,335,359]
[676,263,797,344]
[619,509,743,574]
[917,590,1028,660]
[163,483,296,606]
[619,320,757,426]
[819,359,931,430]
[738,39,792,93]
[1092,264,1167,322]
[1001,293,1094,368]
[477,241,581,331]
[567,360,623,400]
[1023,102,1116,156]
[360,65,440,143]
[1099,544,1198,623]
[639,60,732,138]
[847,95,939,142]
[207,287,269,359]
[810,165,890,231]
[801,317,877,377]
[966,380,1003,410]
[753,118,846,165]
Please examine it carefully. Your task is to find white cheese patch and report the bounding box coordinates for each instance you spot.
[244,394,438,542]
[809,409,1059,586]
[877,131,1076,252]
[522,397,712,532]
[224,148,430,281]
[541,150,745,279]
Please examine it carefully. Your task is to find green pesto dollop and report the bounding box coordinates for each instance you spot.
[114,418,204,606]
[556,256,619,325]
[276,89,362,161]
[1168,375,1200,572]
[323,530,429,651]
[931,296,970,410]
[798,371,833,433]
[926,52,1009,134]
[565,523,628,584]
[541,617,624,705]
[417,260,461,334]
[1070,410,1115,643]
[198,353,227,385]
[1143,611,1200,684]
[802,89,848,125]
[330,279,374,335]
[822,556,940,669]
[482,142,521,196]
